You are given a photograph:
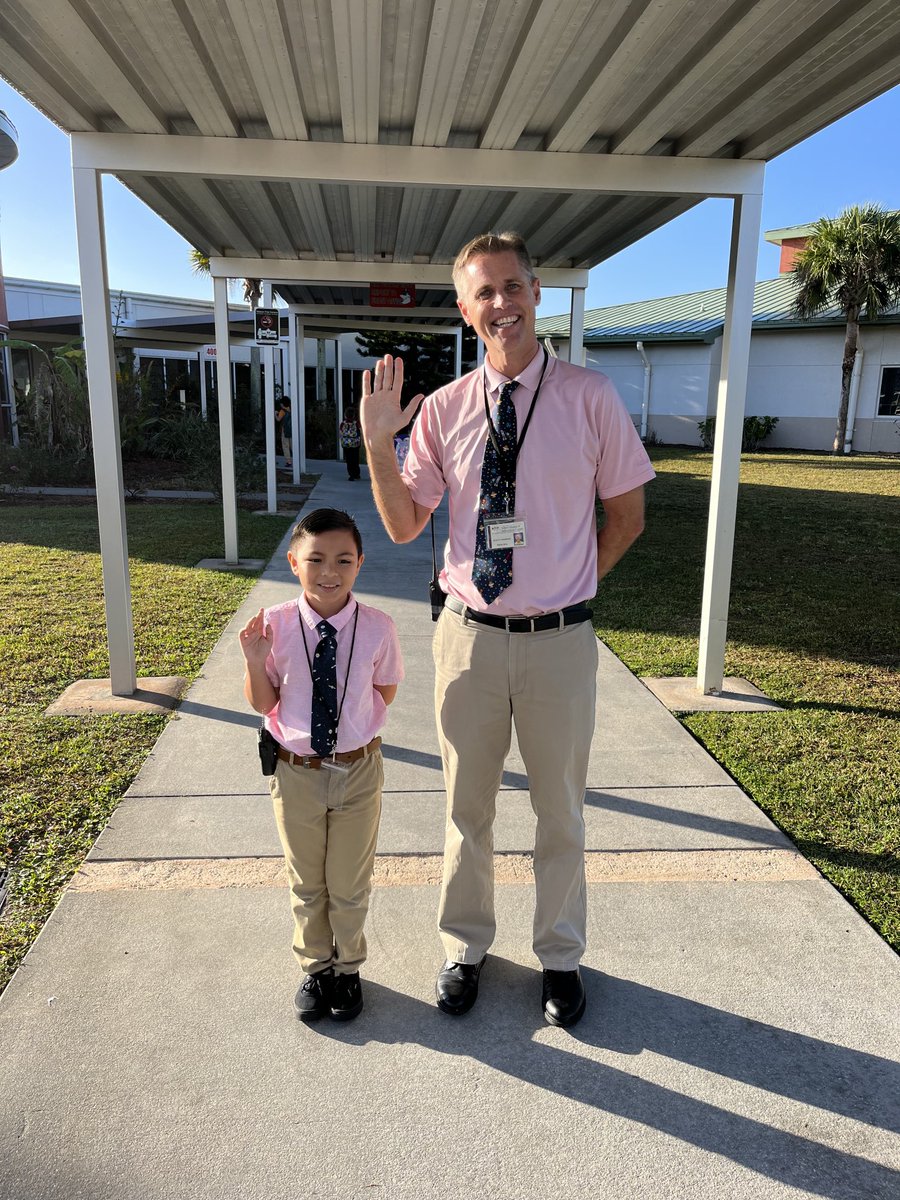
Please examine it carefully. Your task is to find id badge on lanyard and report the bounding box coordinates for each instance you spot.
[484,513,527,549]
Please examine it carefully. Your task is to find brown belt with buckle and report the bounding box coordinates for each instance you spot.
[276,736,381,770]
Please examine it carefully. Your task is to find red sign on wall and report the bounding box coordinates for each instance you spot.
[369,284,416,308]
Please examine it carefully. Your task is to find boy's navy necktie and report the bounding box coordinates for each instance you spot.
[310,619,338,756]
[472,379,519,606]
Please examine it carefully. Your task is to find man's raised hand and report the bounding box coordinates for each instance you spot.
[360,355,425,444]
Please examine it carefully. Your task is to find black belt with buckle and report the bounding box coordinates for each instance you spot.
[444,595,593,633]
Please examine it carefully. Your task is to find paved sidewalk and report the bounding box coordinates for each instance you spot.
[1,460,898,1200]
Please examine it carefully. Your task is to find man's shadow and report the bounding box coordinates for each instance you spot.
[314,961,899,1200]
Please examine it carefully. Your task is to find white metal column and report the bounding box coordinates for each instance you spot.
[335,336,344,460]
[213,276,239,563]
[198,349,208,419]
[454,327,462,377]
[569,287,586,366]
[296,318,307,474]
[697,190,764,694]
[2,345,19,446]
[72,166,136,696]
[287,311,300,484]
[262,282,277,513]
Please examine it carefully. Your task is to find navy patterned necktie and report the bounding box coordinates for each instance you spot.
[310,619,338,756]
[472,379,519,605]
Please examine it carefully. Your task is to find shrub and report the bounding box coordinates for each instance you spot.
[0,443,95,492]
[697,415,779,452]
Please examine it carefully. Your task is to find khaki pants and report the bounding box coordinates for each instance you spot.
[433,609,598,971]
[270,750,383,975]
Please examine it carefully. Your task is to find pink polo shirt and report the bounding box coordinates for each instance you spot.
[402,351,656,616]
[262,593,404,755]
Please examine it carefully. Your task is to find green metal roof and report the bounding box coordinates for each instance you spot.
[537,274,900,345]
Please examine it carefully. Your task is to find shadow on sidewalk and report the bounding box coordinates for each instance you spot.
[314,962,900,1200]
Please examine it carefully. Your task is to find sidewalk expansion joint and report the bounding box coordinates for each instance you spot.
[68,848,819,893]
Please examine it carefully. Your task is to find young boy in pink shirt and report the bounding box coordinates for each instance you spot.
[239,508,404,1022]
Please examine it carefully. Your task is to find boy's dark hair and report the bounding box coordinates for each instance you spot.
[290,508,362,556]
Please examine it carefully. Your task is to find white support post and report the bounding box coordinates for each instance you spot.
[335,336,344,460]
[198,350,208,420]
[2,345,19,446]
[454,327,462,378]
[568,287,586,366]
[697,190,764,694]
[262,282,277,513]
[288,310,301,484]
[296,318,307,474]
[72,166,136,696]
[213,276,239,563]
[476,337,485,367]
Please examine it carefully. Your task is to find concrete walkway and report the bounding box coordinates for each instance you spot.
[2,460,898,1200]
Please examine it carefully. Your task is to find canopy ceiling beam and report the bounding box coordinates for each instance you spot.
[208,257,590,288]
[71,133,765,198]
[287,304,459,318]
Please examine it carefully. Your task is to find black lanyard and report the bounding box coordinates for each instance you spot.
[299,602,359,749]
[482,345,549,481]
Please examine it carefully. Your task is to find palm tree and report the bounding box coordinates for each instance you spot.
[189,250,261,308]
[190,249,263,417]
[792,204,900,454]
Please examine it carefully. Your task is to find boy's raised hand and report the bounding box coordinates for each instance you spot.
[239,608,272,667]
[360,355,425,443]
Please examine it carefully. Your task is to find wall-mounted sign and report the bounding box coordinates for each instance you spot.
[369,284,416,308]
[254,307,280,344]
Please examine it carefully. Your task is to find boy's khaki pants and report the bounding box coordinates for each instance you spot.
[433,609,598,971]
[270,750,383,976]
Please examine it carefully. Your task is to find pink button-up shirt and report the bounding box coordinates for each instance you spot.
[402,351,655,616]
[263,593,404,755]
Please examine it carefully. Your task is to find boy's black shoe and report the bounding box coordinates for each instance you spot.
[329,971,363,1021]
[542,968,586,1028]
[293,970,332,1022]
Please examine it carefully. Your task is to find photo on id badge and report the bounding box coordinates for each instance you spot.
[485,514,527,549]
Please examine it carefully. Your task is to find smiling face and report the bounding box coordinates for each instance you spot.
[456,250,541,377]
[287,528,363,618]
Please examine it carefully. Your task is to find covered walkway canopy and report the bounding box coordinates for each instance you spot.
[2,0,899,696]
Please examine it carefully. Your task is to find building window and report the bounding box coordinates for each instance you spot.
[877,366,900,417]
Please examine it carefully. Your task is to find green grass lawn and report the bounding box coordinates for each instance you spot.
[0,503,295,992]
[593,448,899,951]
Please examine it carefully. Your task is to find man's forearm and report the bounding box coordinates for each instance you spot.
[366,433,428,544]
[596,486,646,582]
[596,521,643,582]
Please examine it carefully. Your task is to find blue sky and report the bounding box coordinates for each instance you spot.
[1,78,898,315]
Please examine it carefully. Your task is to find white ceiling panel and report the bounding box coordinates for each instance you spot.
[2,0,898,323]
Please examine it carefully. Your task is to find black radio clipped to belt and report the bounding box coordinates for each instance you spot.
[429,514,446,622]
[258,724,279,776]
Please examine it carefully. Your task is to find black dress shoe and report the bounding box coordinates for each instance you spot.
[542,968,586,1027]
[330,971,364,1021]
[435,956,486,1015]
[293,969,332,1022]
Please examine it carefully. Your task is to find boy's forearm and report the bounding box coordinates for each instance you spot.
[243,664,278,714]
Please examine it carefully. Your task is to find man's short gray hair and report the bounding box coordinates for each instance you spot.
[452,231,535,296]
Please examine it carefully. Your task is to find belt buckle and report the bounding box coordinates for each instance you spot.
[504,615,535,632]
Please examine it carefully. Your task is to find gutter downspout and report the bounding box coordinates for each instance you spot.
[843,344,863,455]
[636,341,651,440]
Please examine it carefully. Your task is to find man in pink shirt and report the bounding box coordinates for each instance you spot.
[361,232,654,1028]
